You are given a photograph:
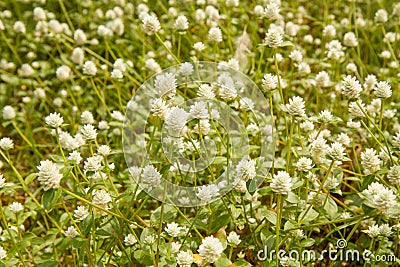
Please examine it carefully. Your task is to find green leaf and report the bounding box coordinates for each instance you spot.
[361,175,375,190]
[258,187,272,196]
[133,250,154,265]
[324,196,338,219]
[286,192,300,203]
[210,214,231,233]
[301,238,315,247]
[72,237,86,249]
[298,208,319,223]
[212,156,227,165]
[41,188,61,210]
[214,256,232,267]
[234,260,253,267]
[262,210,277,225]
[38,260,59,267]
[284,220,297,231]
[81,215,94,236]
[25,173,37,184]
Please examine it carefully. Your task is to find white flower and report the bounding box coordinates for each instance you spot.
[235,158,256,182]
[343,32,358,47]
[198,236,223,263]
[150,98,170,119]
[375,9,388,23]
[124,233,137,245]
[264,1,280,20]
[227,232,241,246]
[97,145,111,156]
[315,71,330,87]
[298,62,311,75]
[177,250,193,267]
[361,148,381,175]
[111,110,124,121]
[84,155,103,173]
[36,160,62,191]
[9,202,24,213]
[348,101,365,118]
[0,137,14,151]
[194,42,206,51]
[361,182,397,213]
[341,75,362,98]
[142,14,161,35]
[179,62,194,76]
[33,7,46,21]
[98,120,110,130]
[65,226,79,238]
[319,110,333,123]
[175,15,189,31]
[2,105,16,120]
[0,246,6,260]
[189,101,209,120]
[171,241,181,253]
[262,73,278,91]
[379,224,392,237]
[387,166,400,186]
[264,28,283,48]
[323,25,336,37]
[197,84,215,99]
[300,121,314,131]
[296,157,313,171]
[326,40,344,60]
[164,107,189,137]
[208,27,222,42]
[165,222,186,237]
[83,61,97,76]
[0,174,6,188]
[145,58,162,74]
[155,72,177,99]
[111,68,123,79]
[74,29,87,45]
[337,133,351,147]
[13,21,26,33]
[45,112,64,128]
[56,65,72,81]
[141,165,162,188]
[285,96,306,117]
[74,206,89,221]
[328,142,346,161]
[270,171,293,195]
[196,184,219,203]
[374,81,392,99]
[92,189,112,206]
[366,224,380,238]
[71,47,84,65]
[80,124,97,140]
[21,63,34,77]
[289,50,303,62]
[80,111,94,124]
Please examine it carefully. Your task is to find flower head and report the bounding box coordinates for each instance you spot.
[271,171,293,195]
[36,160,62,191]
[198,236,223,263]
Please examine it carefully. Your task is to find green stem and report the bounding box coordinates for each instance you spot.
[275,194,283,266]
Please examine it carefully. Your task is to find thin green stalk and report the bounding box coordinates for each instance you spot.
[275,194,283,266]
[0,202,27,267]
[286,118,295,172]
[299,160,334,224]
[155,33,180,64]
[90,77,111,115]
